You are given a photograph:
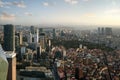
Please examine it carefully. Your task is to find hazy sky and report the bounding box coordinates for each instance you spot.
[0,0,120,25]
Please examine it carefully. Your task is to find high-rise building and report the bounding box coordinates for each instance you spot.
[33,29,39,43]
[19,32,23,45]
[30,26,35,34]
[61,30,65,36]
[15,36,19,47]
[6,51,16,80]
[20,45,26,59]
[37,45,41,60]
[101,27,105,35]
[3,24,15,51]
[15,32,23,47]
[27,32,32,43]
[98,27,101,35]
[39,28,43,35]
[3,24,16,80]
[105,27,112,36]
[53,28,56,39]
[40,33,46,51]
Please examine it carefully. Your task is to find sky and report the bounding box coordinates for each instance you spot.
[0,0,120,26]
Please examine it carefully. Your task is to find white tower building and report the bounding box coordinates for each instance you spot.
[33,29,39,43]
[27,32,32,43]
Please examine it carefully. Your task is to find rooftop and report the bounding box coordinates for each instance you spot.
[5,51,16,58]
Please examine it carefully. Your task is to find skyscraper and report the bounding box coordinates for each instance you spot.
[30,26,35,34]
[53,28,56,39]
[98,27,101,35]
[15,36,19,47]
[19,32,23,45]
[3,24,15,51]
[101,27,105,35]
[3,24,16,80]
[37,46,41,60]
[39,28,43,36]
[105,27,112,36]
[33,29,39,43]
[40,33,46,51]
[6,51,16,80]
[27,32,32,43]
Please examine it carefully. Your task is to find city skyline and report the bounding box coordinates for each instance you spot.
[0,0,120,26]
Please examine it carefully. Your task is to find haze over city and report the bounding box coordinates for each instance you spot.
[1,0,120,80]
[0,0,120,26]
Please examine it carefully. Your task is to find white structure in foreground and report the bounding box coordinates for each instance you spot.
[0,44,8,80]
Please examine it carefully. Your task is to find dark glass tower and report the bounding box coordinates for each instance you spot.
[3,24,15,51]
[53,28,56,39]
[39,28,43,36]
[30,26,35,34]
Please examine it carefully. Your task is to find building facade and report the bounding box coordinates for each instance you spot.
[3,24,15,51]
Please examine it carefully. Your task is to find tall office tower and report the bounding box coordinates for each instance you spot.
[3,24,16,80]
[39,28,43,35]
[40,33,45,51]
[15,36,19,47]
[30,26,35,34]
[27,32,32,43]
[98,27,101,35]
[6,51,16,80]
[3,24,15,51]
[33,29,39,43]
[47,39,51,53]
[19,32,23,45]
[20,45,26,61]
[105,27,112,36]
[15,32,23,47]
[37,45,41,60]
[53,28,56,39]
[48,40,51,47]
[0,44,8,80]
[101,27,105,35]
[61,30,65,37]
